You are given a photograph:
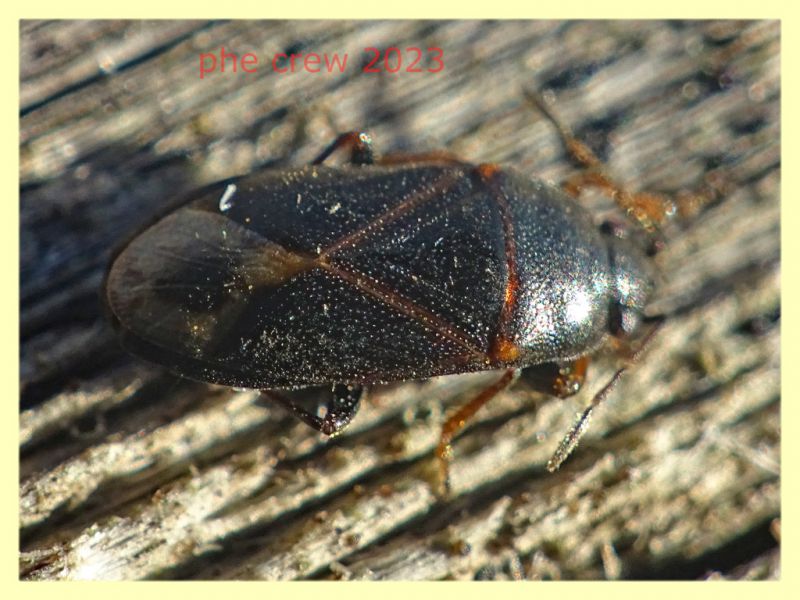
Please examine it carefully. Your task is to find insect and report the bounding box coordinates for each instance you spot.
[104,91,717,495]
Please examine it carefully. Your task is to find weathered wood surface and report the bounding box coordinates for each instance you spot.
[20,20,780,580]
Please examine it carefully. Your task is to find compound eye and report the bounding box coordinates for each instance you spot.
[600,218,629,239]
[609,303,641,338]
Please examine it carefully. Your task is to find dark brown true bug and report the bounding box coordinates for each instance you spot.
[104,91,718,495]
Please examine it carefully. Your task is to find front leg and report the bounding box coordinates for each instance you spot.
[521,357,590,399]
[525,88,723,231]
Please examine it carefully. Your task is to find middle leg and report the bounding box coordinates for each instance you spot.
[436,368,520,497]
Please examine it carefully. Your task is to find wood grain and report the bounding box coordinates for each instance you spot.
[20,20,779,580]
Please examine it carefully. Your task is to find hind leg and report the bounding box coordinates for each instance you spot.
[264,383,364,436]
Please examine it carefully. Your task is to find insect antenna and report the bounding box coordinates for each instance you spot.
[523,87,725,233]
[547,315,665,472]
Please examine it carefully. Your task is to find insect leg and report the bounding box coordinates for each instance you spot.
[524,88,604,170]
[521,357,590,399]
[376,150,470,168]
[312,131,375,165]
[525,89,723,231]
[263,383,364,436]
[316,131,469,168]
[547,316,665,472]
[436,368,520,497]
